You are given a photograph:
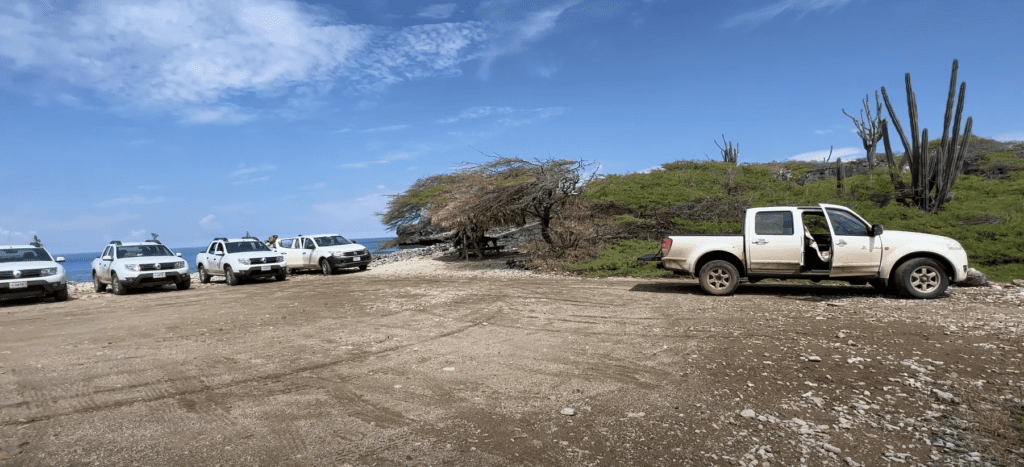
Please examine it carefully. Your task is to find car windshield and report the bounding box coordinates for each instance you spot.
[225,241,271,253]
[314,236,352,246]
[0,248,53,263]
[117,244,174,258]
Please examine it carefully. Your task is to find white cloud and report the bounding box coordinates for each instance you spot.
[815,129,833,135]
[199,214,222,231]
[418,3,458,19]
[497,106,569,126]
[230,164,276,184]
[338,151,416,169]
[724,0,855,28]
[95,195,168,207]
[0,0,487,122]
[361,124,409,133]
[475,0,583,79]
[130,229,147,238]
[993,130,1024,142]
[786,146,861,162]
[437,106,515,123]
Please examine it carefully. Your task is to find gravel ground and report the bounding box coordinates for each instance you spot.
[4,250,1024,466]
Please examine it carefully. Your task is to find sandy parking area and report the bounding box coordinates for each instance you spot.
[2,256,1022,466]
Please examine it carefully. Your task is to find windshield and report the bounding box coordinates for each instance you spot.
[0,248,53,263]
[314,235,352,247]
[225,241,271,253]
[117,244,175,258]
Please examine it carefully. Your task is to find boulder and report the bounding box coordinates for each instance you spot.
[958,268,988,287]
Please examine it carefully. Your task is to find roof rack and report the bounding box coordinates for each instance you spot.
[242,231,259,240]
[109,240,123,245]
[213,237,228,242]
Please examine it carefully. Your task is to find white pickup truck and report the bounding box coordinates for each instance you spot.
[195,236,287,286]
[650,204,970,299]
[273,234,371,275]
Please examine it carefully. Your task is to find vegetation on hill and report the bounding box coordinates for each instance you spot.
[568,138,1024,282]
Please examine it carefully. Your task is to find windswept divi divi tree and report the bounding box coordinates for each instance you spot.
[843,91,885,171]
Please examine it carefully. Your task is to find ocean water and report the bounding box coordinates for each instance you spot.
[55,237,399,283]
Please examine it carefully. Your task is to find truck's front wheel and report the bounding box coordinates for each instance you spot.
[224,265,240,286]
[698,260,740,296]
[894,258,948,299]
[320,259,333,276]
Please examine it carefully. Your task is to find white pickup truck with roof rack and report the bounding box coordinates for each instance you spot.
[273,234,371,275]
[0,236,68,302]
[646,204,971,299]
[91,235,190,295]
[195,234,286,286]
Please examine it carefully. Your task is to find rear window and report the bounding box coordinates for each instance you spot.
[754,211,794,236]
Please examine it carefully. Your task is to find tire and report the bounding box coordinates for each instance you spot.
[176,275,191,290]
[198,265,211,283]
[224,265,239,286]
[698,260,741,296]
[358,265,368,271]
[53,286,69,302]
[894,258,949,299]
[93,272,107,293]
[275,272,287,281]
[320,259,333,276]
[110,272,128,295]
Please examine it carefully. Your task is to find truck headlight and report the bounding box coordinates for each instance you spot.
[174,261,185,269]
[332,252,345,257]
[238,258,251,265]
[41,267,58,276]
[125,264,138,271]
[274,256,284,263]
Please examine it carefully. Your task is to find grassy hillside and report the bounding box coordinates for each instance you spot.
[568,139,1024,282]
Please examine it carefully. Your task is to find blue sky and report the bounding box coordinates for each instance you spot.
[2,0,1022,253]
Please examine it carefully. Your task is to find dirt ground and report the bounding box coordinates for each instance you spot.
[1,258,1022,466]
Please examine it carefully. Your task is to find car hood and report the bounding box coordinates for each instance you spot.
[119,256,185,265]
[234,251,282,260]
[1,260,61,272]
[316,244,368,254]
[881,230,959,246]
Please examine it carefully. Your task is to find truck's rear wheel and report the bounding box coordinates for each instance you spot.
[93,272,107,293]
[321,259,333,276]
[198,265,211,283]
[698,260,740,296]
[894,258,948,299]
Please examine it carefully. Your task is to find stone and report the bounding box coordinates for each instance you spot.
[932,389,955,402]
[959,268,988,287]
[808,355,821,362]
[560,408,576,416]
[822,443,841,454]
[740,409,756,418]
[1012,278,1024,287]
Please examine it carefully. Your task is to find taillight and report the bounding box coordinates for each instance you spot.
[660,238,672,252]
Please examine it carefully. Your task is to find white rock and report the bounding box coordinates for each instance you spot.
[808,355,821,362]
[560,408,576,416]
[740,409,756,418]
[822,443,841,454]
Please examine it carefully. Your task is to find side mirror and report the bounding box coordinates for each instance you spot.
[55,257,65,263]
[872,224,884,236]
[216,251,224,256]
[176,252,183,257]
[102,256,112,261]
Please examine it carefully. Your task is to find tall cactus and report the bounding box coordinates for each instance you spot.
[715,135,739,164]
[880,59,973,212]
[843,91,884,171]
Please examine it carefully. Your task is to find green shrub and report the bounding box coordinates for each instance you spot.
[566,239,674,278]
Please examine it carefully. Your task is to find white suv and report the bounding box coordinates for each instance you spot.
[195,236,286,286]
[0,237,68,302]
[91,238,190,295]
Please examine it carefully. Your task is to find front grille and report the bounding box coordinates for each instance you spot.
[248,257,279,264]
[140,262,179,271]
[0,269,43,279]
[344,250,368,257]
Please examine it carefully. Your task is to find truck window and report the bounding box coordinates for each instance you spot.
[303,238,315,249]
[826,208,870,236]
[754,211,793,236]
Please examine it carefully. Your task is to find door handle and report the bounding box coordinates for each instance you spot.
[837,240,848,246]
[751,239,768,245]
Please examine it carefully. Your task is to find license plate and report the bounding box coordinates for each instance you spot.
[153,272,166,279]
[261,265,271,271]
[9,281,27,289]
[354,256,363,261]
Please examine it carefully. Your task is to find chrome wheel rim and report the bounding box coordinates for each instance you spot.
[706,267,733,290]
[910,266,941,293]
